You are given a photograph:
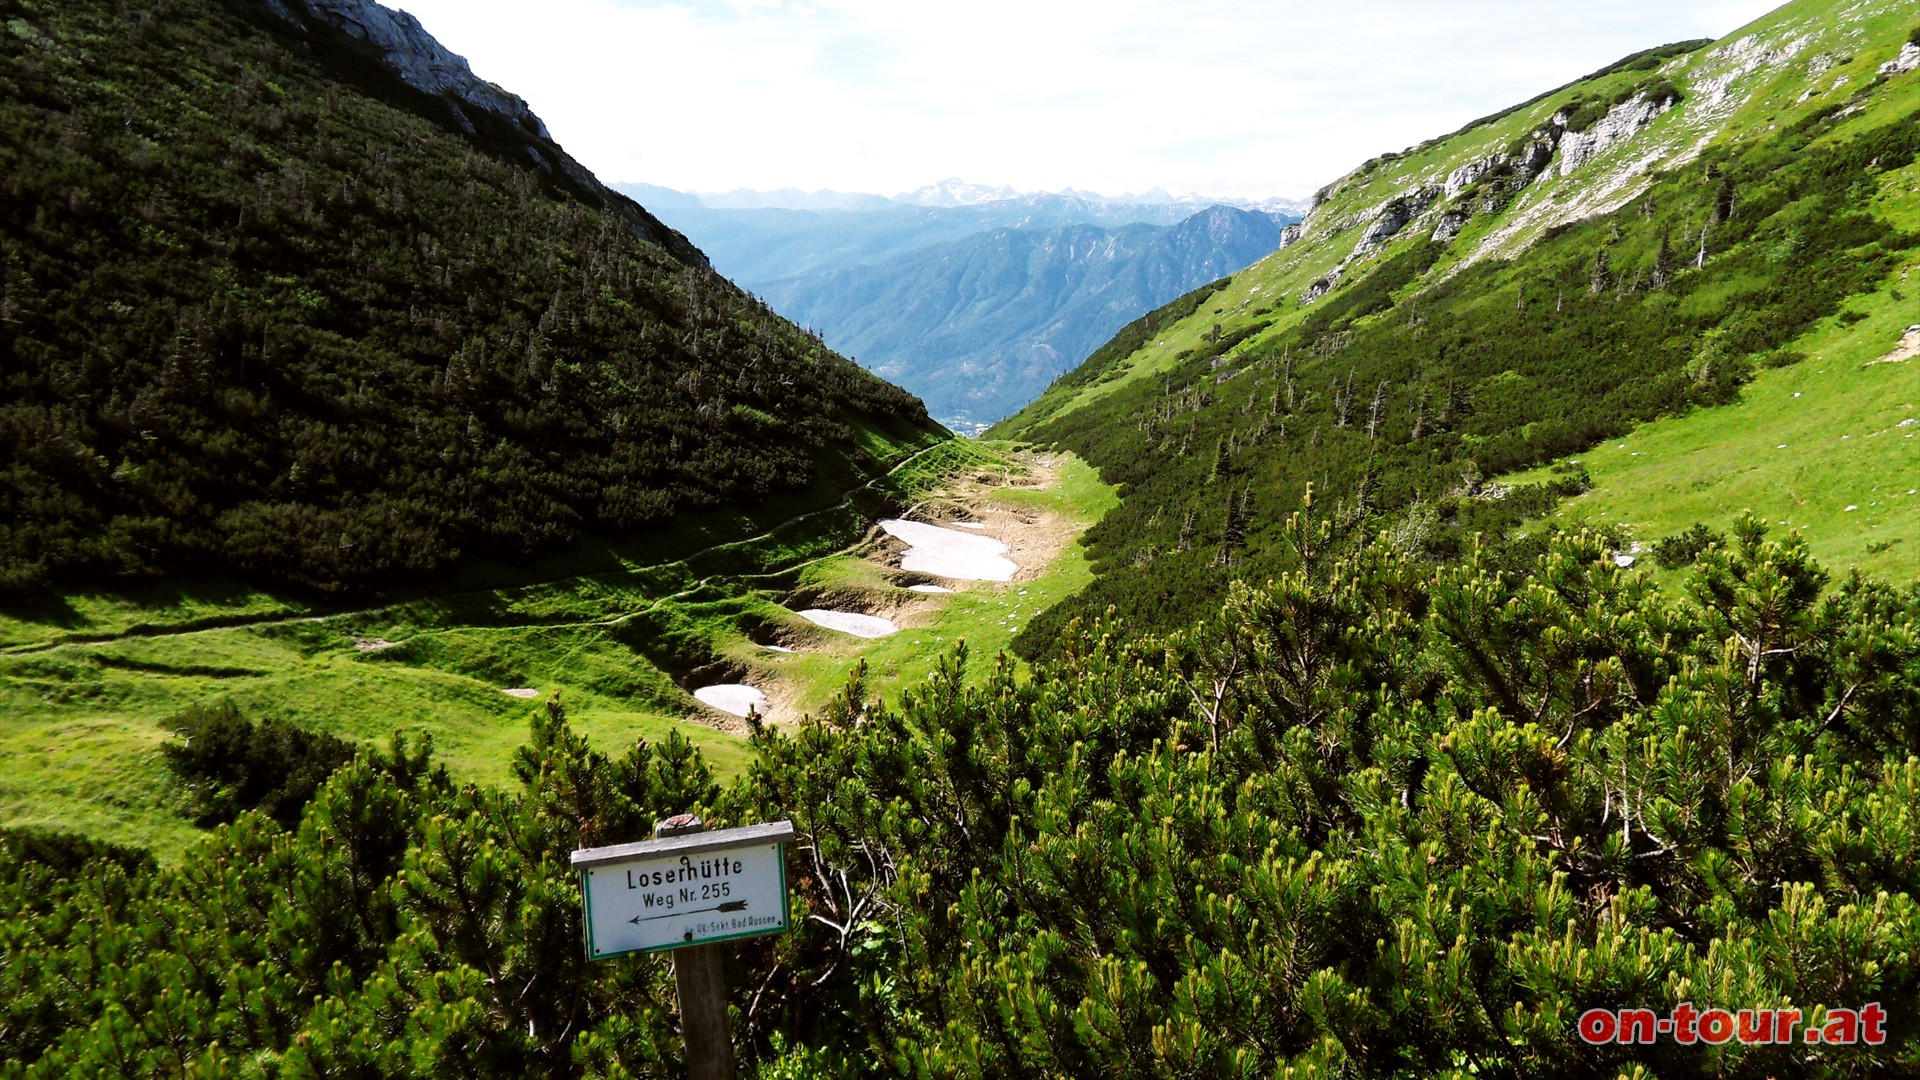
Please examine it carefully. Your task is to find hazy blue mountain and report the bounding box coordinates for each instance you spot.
[612,187,1213,282]
[611,183,1301,425]
[611,183,1308,282]
[759,206,1287,428]
[696,187,896,211]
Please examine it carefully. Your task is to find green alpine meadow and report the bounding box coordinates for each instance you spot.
[4,0,1920,1075]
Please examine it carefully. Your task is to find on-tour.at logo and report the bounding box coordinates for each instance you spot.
[1578,1003,1887,1046]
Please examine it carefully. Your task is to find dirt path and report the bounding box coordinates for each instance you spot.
[2,440,954,657]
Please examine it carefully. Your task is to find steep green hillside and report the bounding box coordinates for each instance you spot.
[1503,92,1920,579]
[998,0,1920,644]
[0,0,937,598]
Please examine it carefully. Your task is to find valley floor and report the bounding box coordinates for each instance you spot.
[0,442,1116,861]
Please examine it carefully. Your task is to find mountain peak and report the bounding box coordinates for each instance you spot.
[257,0,545,139]
[253,0,705,265]
[894,178,1023,207]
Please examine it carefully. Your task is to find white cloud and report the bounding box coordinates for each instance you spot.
[394,0,1784,199]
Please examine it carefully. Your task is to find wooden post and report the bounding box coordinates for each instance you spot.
[656,814,736,1080]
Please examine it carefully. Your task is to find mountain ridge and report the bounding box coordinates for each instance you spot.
[621,184,1303,425]
[621,179,1311,218]
[996,0,1920,642]
[0,0,939,597]
[257,0,709,268]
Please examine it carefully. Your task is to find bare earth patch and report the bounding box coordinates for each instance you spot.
[742,450,1092,729]
[914,453,1086,586]
[1866,329,1920,366]
[355,637,398,651]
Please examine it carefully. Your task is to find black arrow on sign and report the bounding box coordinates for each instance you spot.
[629,900,748,925]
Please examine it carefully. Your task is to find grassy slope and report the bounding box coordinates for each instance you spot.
[1507,143,1920,578]
[1003,0,1917,438]
[988,0,1920,651]
[0,436,1116,860]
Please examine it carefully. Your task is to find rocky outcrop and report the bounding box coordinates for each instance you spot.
[1298,82,1676,277]
[261,0,547,138]
[1351,186,1440,257]
[1277,221,1304,251]
[1431,210,1471,244]
[1514,135,1556,178]
[1882,42,1920,76]
[1301,270,1341,303]
[1552,93,1677,176]
[1445,154,1506,199]
[1806,51,1848,78]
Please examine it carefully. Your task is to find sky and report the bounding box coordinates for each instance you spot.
[394,0,1786,202]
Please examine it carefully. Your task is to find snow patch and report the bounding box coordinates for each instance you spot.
[880,519,1017,581]
[695,684,767,717]
[501,688,539,699]
[907,584,954,594]
[798,610,900,638]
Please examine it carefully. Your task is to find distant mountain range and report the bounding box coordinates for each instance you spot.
[759,206,1287,430]
[616,182,1306,427]
[623,179,1308,216]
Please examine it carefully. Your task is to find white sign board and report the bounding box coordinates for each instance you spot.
[573,821,794,960]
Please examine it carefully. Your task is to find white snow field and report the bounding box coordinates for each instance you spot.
[879,519,1016,581]
[798,609,900,638]
[694,684,768,717]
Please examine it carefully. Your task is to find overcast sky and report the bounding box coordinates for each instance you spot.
[395,0,1784,201]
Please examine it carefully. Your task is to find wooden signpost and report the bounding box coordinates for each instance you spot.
[574,814,795,1080]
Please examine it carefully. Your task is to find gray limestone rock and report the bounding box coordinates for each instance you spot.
[1351,186,1440,258]
[1301,270,1341,304]
[1552,93,1675,177]
[1514,135,1557,178]
[1444,154,1507,200]
[258,0,547,138]
[1431,210,1471,244]
[1881,42,1920,76]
